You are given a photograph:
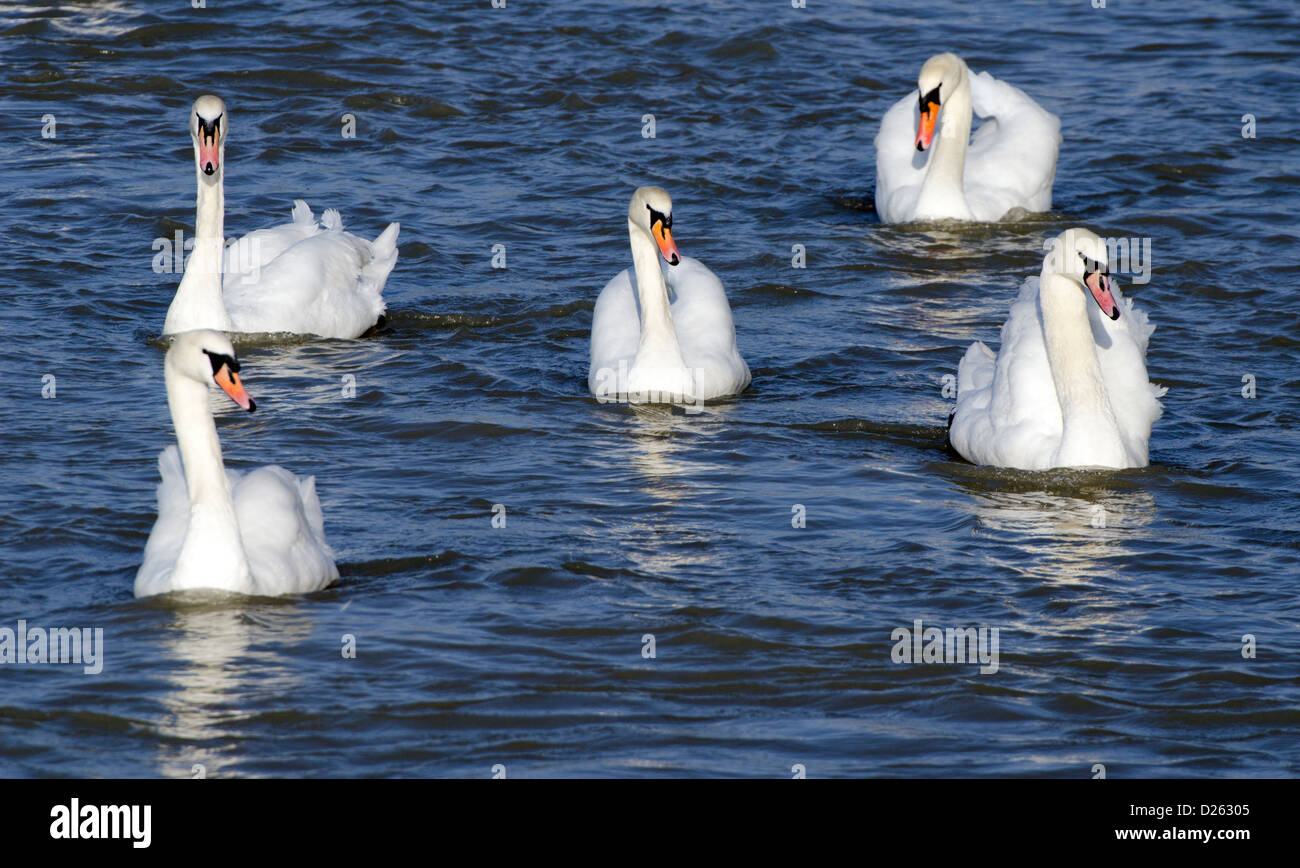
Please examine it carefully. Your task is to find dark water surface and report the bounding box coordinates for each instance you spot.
[1,0,1298,777]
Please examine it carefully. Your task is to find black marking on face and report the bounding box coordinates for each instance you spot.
[1078,250,1108,277]
[202,349,240,376]
[646,204,672,231]
[196,112,222,145]
[918,85,941,114]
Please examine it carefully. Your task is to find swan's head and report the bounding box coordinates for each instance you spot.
[1047,228,1120,321]
[915,53,965,152]
[628,186,681,266]
[189,95,227,177]
[167,330,256,411]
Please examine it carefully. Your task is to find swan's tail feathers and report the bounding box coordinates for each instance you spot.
[365,223,400,280]
[358,222,400,321]
[291,200,315,226]
[372,221,400,255]
[321,208,343,232]
[297,475,329,541]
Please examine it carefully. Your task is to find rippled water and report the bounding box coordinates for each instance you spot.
[1,0,1298,778]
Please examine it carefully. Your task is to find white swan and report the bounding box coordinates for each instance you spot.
[588,186,750,405]
[949,228,1166,470]
[163,95,399,339]
[135,330,339,598]
[875,53,1061,223]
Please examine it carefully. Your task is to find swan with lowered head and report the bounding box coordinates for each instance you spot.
[163,95,399,339]
[588,186,750,406]
[135,329,339,598]
[875,53,1061,223]
[948,228,1165,470]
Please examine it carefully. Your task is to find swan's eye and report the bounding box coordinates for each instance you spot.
[919,85,941,110]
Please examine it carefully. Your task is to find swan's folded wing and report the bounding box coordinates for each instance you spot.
[224,227,384,338]
[233,465,338,596]
[950,340,996,464]
[965,71,1061,220]
[952,277,1063,468]
[223,200,321,281]
[588,268,642,395]
[667,257,751,397]
[134,445,190,598]
[873,93,927,224]
[1089,286,1165,465]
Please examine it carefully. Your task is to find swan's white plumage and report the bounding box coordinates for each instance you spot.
[588,186,749,404]
[949,232,1165,470]
[589,256,750,400]
[875,58,1061,224]
[223,200,397,338]
[163,95,398,340]
[134,330,339,598]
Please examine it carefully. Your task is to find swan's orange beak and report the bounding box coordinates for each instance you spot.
[214,364,256,411]
[916,101,939,151]
[652,219,680,266]
[1086,270,1120,321]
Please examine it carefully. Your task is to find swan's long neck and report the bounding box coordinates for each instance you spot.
[915,69,974,219]
[1038,271,1125,465]
[164,362,250,590]
[629,219,686,371]
[163,153,232,334]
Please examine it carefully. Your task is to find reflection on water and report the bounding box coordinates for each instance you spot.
[615,403,737,579]
[953,469,1158,584]
[624,404,712,495]
[153,599,312,779]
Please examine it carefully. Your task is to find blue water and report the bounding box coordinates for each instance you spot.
[1,0,1297,777]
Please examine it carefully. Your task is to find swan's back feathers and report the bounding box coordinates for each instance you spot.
[665,257,751,397]
[222,201,398,338]
[224,200,320,280]
[232,466,338,596]
[964,71,1061,220]
[224,206,397,338]
[1088,286,1165,465]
